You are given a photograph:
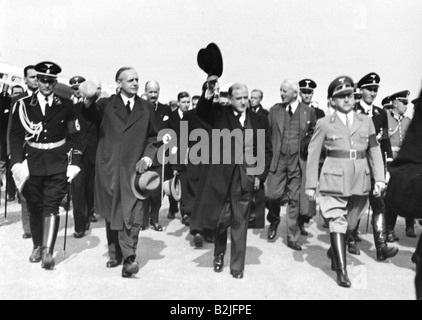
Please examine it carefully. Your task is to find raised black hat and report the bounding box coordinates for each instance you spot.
[197,43,223,81]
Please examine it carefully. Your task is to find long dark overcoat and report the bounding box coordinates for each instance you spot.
[93,95,158,230]
[192,95,272,231]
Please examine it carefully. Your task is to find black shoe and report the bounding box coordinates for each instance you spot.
[354,232,363,243]
[268,222,280,241]
[41,252,55,270]
[377,244,399,261]
[167,212,176,220]
[204,234,215,244]
[347,232,361,255]
[406,226,417,238]
[106,259,122,268]
[182,215,190,227]
[29,247,43,263]
[213,253,225,273]
[6,194,16,202]
[287,241,302,251]
[386,230,399,243]
[140,225,147,231]
[73,231,85,239]
[299,224,309,236]
[231,271,244,279]
[150,223,163,232]
[193,233,204,248]
[89,215,98,223]
[23,233,32,239]
[122,256,139,278]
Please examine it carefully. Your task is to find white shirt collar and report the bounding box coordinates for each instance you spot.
[336,111,354,128]
[360,100,372,114]
[120,94,135,110]
[178,108,184,119]
[289,99,300,114]
[233,109,246,126]
[37,92,54,106]
[27,89,35,97]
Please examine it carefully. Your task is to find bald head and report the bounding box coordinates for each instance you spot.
[145,80,160,104]
[280,80,299,105]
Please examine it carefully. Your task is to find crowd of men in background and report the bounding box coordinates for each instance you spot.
[0,63,421,291]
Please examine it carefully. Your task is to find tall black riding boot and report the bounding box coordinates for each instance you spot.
[29,214,43,263]
[373,212,399,261]
[413,235,422,300]
[331,233,351,288]
[42,214,60,270]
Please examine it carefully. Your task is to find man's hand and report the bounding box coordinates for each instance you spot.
[80,80,102,107]
[254,177,260,191]
[205,78,220,100]
[67,165,81,182]
[373,182,386,198]
[136,157,153,174]
[305,189,316,202]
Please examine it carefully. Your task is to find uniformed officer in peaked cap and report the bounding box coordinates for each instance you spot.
[10,61,83,270]
[306,76,386,288]
[349,72,396,259]
[382,96,393,110]
[299,79,325,120]
[385,90,416,240]
[69,76,86,105]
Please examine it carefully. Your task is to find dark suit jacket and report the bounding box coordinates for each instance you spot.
[268,102,317,172]
[154,102,172,132]
[251,105,269,118]
[75,102,101,165]
[93,94,159,230]
[355,103,393,162]
[193,95,272,231]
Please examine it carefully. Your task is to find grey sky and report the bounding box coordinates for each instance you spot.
[1,0,421,106]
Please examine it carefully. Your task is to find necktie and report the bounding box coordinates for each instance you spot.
[126,101,131,115]
[45,97,50,108]
[346,114,352,130]
[288,105,293,117]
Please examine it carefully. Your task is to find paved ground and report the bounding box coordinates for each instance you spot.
[0,187,418,300]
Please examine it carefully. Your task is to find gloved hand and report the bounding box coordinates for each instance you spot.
[67,165,81,182]
[12,160,30,191]
[136,157,153,174]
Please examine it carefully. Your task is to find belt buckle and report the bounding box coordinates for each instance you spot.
[44,143,52,150]
[350,149,357,160]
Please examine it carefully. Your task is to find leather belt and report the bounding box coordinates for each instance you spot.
[28,139,66,150]
[327,150,366,160]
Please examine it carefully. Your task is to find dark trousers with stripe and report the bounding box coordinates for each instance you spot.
[215,167,253,274]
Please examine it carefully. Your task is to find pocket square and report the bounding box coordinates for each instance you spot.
[163,116,169,121]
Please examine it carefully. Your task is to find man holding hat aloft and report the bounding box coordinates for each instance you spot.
[81,67,159,278]
[10,61,83,270]
[306,76,386,288]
